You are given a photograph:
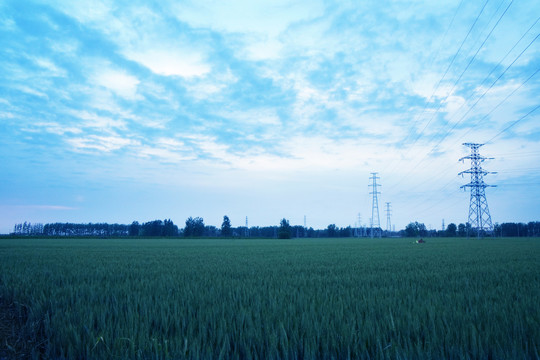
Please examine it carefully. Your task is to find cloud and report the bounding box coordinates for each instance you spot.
[25,122,82,136]
[47,0,112,24]
[184,68,238,99]
[46,1,211,78]
[0,15,17,31]
[67,109,127,131]
[90,66,141,100]
[172,0,325,36]
[67,135,139,153]
[217,108,281,126]
[124,46,210,78]
[32,57,66,77]
[172,0,326,60]
[12,205,77,211]
[135,139,197,162]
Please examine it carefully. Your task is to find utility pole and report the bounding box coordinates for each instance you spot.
[459,143,496,238]
[369,173,381,238]
[245,216,249,238]
[385,202,392,234]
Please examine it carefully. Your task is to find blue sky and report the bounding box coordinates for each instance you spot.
[1,0,539,234]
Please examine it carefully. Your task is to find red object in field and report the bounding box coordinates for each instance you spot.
[417,238,425,243]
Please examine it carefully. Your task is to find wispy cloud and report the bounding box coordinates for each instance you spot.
[90,66,141,100]
[12,205,78,211]
[67,135,140,153]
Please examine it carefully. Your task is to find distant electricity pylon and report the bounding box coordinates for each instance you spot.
[385,202,391,233]
[369,172,381,238]
[357,213,361,238]
[459,143,496,237]
[245,216,249,237]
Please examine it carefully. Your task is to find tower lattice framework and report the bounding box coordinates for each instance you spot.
[369,173,381,238]
[385,202,392,233]
[459,143,496,236]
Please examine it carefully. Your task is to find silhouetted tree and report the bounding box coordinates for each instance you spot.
[163,219,178,236]
[278,218,291,239]
[221,216,232,237]
[327,224,337,237]
[129,221,140,236]
[184,217,205,237]
[405,222,427,237]
[446,223,457,237]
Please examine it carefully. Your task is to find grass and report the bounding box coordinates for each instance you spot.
[0,237,538,359]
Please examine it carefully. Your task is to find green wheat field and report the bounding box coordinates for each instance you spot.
[0,237,538,359]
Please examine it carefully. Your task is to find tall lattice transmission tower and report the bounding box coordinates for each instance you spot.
[357,213,362,238]
[385,202,392,233]
[369,173,381,238]
[459,143,496,237]
[245,216,249,237]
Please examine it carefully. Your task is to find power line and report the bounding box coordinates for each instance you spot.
[422,32,540,159]
[401,0,467,138]
[490,150,540,157]
[485,104,540,144]
[384,13,540,192]
[413,0,515,144]
[387,65,539,197]
[457,67,540,142]
[442,15,540,124]
[388,31,540,191]
[382,0,490,175]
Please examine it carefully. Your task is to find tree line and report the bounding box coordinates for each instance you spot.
[403,221,540,238]
[10,218,540,238]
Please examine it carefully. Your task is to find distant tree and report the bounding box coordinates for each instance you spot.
[141,220,163,236]
[457,223,466,237]
[221,216,232,237]
[339,226,353,237]
[292,225,305,238]
[405,222,417,237]
[417,223,427,237]
[204,226,219,237]
[163,219,179,237]
[405,222,427,237]
[184,217,205,237]
[129,221,140,236]
[327,224,337,237]
[446,223,457,237]
[528,221,540,237]
[278,218,291,239]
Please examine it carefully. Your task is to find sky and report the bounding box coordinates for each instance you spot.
[1,0,539,234]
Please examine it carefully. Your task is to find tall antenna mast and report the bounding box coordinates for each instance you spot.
[459,143,496,238]
[369,172,381,238]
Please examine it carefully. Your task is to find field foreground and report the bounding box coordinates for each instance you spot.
[0,237,538,359]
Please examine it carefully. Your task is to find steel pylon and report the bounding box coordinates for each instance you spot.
[369,173,381,238]
[459,143,496,237]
